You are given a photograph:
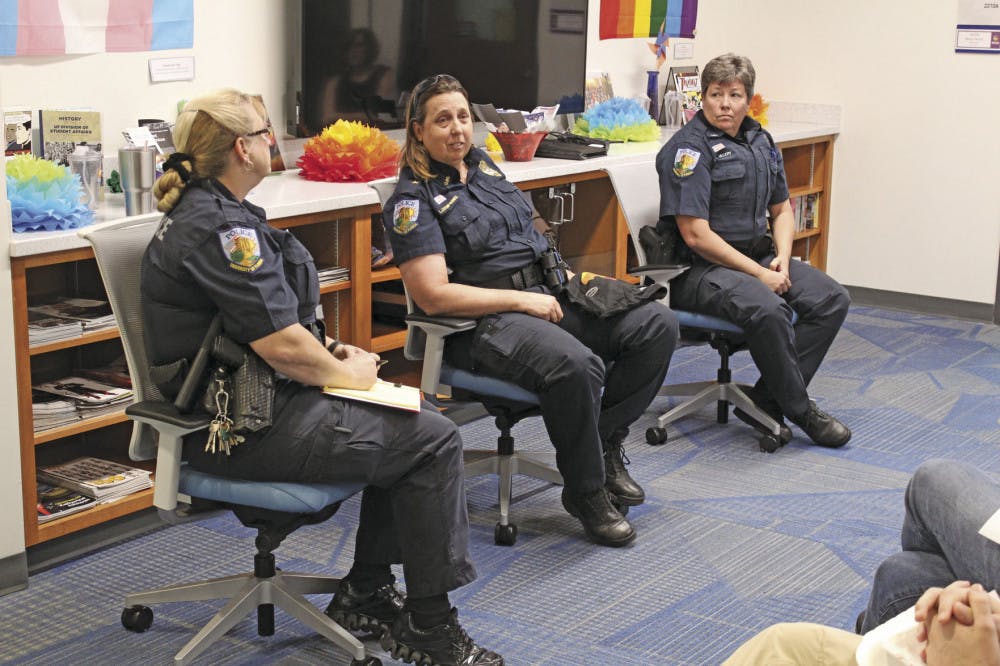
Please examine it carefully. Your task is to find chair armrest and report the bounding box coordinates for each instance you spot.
[405,313,478,336]
[404,314,477,396]
[629,263,690,280]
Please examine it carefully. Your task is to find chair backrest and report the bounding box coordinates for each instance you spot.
[603,161,660,267]
[79,213,164,461]
[368,176,428,362]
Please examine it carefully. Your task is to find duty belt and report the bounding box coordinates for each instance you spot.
[474,262,544,291]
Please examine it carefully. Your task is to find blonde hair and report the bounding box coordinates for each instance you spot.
[154,88,266,212]
[400,74,468,181]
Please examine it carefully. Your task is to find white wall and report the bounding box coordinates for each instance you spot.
[586,0,1000,305]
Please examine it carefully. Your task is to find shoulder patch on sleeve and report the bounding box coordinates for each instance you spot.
[672,148,701,177]
[219,226,263,273]
[393,199,420,235]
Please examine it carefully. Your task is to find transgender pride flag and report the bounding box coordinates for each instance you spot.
[0,0,193,56]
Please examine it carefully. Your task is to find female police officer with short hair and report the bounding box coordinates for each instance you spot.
[383,74,680,548]
[142,88,501,666]
[657,53,852,448]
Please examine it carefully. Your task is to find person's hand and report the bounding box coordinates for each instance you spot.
[331,342,370,361]
[916,581,974,634]
[756,265,791,295]
[333,345,379,389]
[924,586,1000,666]
[519,292,563,323]
[769,256,791,283]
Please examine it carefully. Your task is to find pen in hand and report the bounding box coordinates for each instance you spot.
[376,359,389,369]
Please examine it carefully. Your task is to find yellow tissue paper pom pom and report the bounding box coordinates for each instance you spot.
[748,93,770,127]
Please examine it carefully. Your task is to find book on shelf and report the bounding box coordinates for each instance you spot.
[36,480,97,523]
[33,375,133,406]
[317,265,350,285]
[4,108,32,159]
[31,390,82,432]
[323,379,422,412]
[38,109,101,166]
[29,297,116,331]
[37,457,152,501]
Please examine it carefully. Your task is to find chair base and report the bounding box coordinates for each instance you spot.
[464,450,563,543]
[123,571,368,665]
[654,381,785,450]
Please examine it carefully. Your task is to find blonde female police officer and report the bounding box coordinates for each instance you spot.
[657,53,851,449]
[141,88,502,666]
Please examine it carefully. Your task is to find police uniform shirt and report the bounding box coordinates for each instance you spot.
[657,111,789,244]
[142,179,319,366]
[382,147,548,285]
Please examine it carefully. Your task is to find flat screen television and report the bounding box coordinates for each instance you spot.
[293,0,588,136]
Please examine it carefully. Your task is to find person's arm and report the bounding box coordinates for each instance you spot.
[676,214,790,294]
[767,199,795,280]
[399,253,563,322]
[250,323,377,390]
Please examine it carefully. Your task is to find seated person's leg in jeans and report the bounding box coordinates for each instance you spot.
[861,458,1000,632]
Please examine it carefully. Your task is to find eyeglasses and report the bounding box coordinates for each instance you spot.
[245,128,270,138]
[408,74,458,119]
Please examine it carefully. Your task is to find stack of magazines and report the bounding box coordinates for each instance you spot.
[31,390,82,432]
[28,309,84,345]
[32,368,133,428]
[317,265,349,286]
[28,297,117,335]
[36,480,96,523]
[37,456,152,503]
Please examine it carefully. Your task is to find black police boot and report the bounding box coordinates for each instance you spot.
[381,608,504,666]
[790,402,851,448]
[561,486,637,547]
[325,578,404,637]
[733,389,792,444]
[602,432,645,506]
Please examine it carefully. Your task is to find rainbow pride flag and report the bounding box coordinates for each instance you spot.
[0,0,193,56]
[599,0,698,40]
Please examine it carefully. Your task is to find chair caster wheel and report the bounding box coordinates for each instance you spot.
[645,427,668,445]
[494,522,517,546]
[351,657,382,666]
[759,434,781,453]
[121,605,153,632]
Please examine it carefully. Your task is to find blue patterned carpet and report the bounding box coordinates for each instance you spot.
[3,306,998,665]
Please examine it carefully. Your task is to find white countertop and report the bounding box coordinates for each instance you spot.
[9,120,838,258]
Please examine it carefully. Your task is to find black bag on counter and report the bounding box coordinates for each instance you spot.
[534,132,609,160]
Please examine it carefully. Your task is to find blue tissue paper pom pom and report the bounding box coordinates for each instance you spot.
[7,168,94,233]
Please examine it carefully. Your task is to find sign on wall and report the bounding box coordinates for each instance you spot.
[956,0,1000,53]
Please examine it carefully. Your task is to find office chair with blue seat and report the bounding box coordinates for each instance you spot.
[369,178,563,546]
[603,162,787,453]
[79,216,379,666]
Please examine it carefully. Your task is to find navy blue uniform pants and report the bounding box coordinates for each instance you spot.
[672,257,850,419]
[446,291,679,494]
[185,382,476,599]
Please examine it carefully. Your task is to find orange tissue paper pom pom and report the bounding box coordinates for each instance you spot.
[748,93,770,127]
[297,120,400,182]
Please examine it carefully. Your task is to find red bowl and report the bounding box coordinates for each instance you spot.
[490,131,547,161]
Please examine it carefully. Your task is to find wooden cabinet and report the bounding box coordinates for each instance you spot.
[13,203,378,547]
[780,135,835,271]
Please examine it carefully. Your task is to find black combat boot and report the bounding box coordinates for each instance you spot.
[325,578,404,637]
[561,486,636,547]
[602,430,645,505]
[381,608,504,666]
[791,402,851,448]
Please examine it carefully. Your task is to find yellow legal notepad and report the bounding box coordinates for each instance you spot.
[322,379,422,412]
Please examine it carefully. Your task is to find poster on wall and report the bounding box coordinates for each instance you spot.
[956,0,1000,53]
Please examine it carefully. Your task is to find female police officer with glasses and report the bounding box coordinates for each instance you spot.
[142,88,501,666]
[383,74,680,548]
